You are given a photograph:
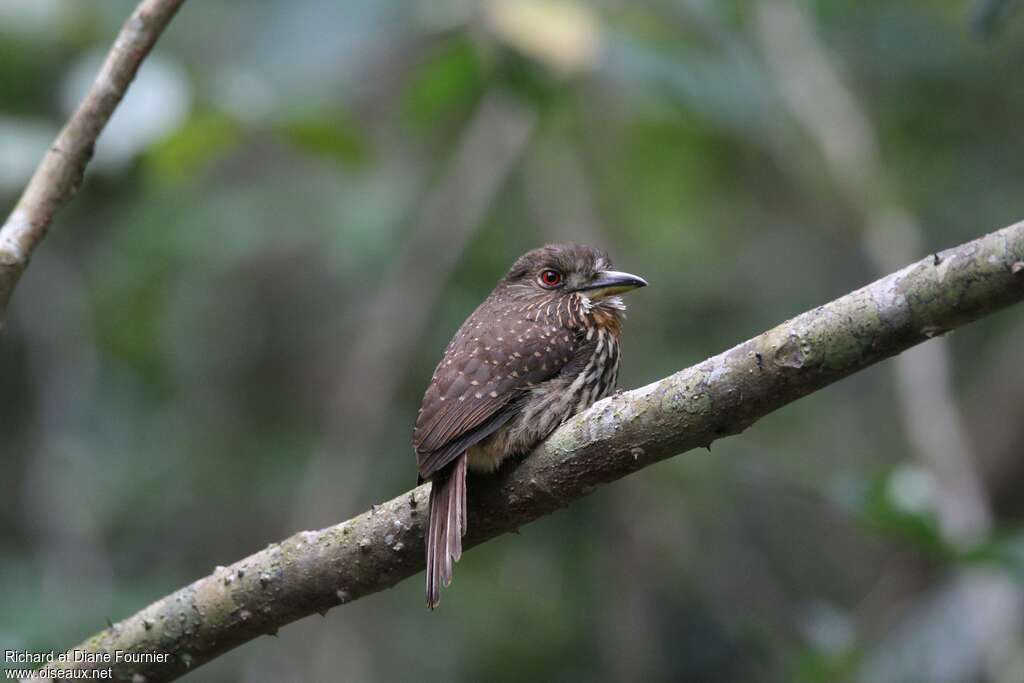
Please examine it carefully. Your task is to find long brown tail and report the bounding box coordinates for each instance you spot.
[425,453,468,609]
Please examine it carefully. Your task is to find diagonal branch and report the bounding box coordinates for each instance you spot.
[58,221,1024,682]
[0,0,186,328]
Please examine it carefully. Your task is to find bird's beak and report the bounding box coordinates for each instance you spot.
[577,270,648,298]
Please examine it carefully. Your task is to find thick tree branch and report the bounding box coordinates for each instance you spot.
[0,0,186,327]
[56,221,1024,682]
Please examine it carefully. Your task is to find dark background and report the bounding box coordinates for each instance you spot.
[2,1,1024,681]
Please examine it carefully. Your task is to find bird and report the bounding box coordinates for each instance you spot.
[413,243,647,608]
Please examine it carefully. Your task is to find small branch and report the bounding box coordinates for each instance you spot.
[0,0,186,327]
[54,221,1024,682]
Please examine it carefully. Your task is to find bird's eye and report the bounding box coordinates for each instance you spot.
[539,269,563,288]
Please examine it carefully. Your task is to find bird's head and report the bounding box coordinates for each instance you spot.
[502,244,647,307]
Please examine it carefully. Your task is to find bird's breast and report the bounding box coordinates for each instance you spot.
[562,324,621,414]
[466,325,621,473]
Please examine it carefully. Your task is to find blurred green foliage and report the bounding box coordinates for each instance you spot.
[2,1,1024,682]
[146,111,244,182]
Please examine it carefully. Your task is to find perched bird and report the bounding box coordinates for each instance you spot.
[413,244,647,608]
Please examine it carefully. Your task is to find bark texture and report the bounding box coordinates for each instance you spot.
[0,0,186,326]
[53,221,1024,682]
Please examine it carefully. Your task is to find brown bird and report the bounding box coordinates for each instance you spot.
[413,244,647,608]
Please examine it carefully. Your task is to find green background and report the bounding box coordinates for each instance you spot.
[2,1,1024,681]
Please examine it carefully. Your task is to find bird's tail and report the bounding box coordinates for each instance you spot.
[425,453,468,609]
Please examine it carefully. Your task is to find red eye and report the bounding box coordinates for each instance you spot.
[539,269,562,287]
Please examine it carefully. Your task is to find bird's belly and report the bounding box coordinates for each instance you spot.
[466,414,537,473]
[467,333,620,474]
[466,441,509,474]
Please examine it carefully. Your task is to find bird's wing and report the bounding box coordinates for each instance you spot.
[415,401,521,481]
[414,303,577,480]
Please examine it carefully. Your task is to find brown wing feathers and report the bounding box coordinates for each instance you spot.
[413,301,575,476]
[417,401,520,480]
[415,294,578,608]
